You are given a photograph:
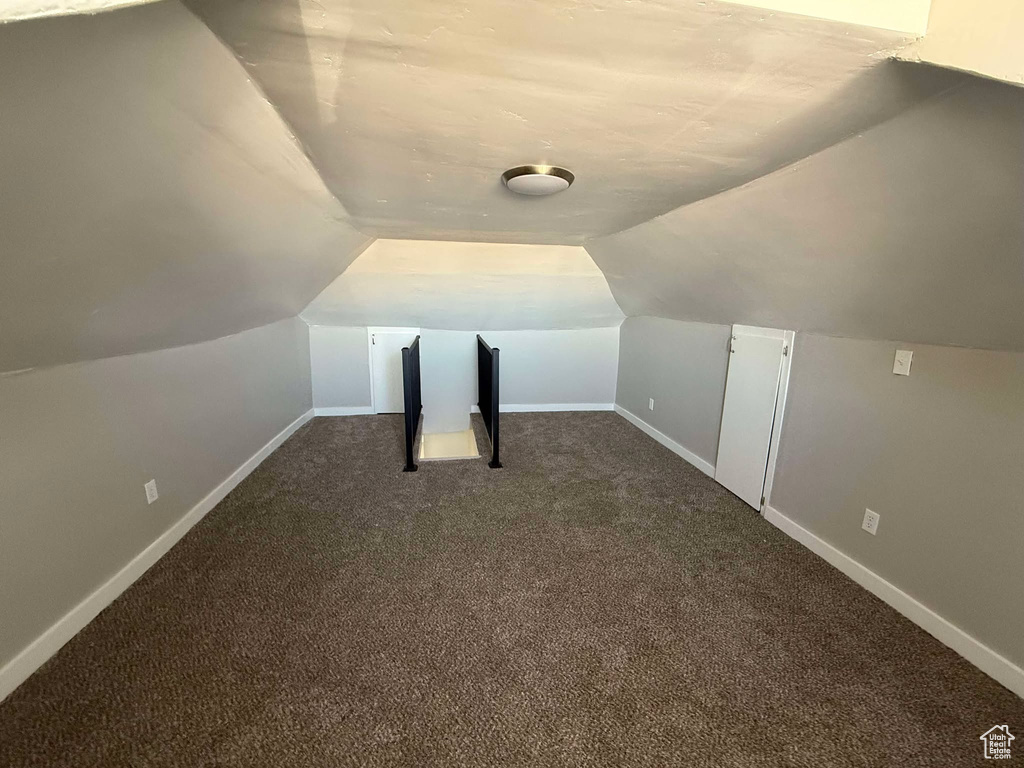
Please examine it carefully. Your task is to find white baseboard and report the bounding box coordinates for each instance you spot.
[314,406,374,416]
[0,408,315,703]
[764,505,1024,700]
[614,404,716,477]
[470,403,615,414]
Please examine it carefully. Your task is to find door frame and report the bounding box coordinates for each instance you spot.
[366,327,420,414]
[723,325,795,515]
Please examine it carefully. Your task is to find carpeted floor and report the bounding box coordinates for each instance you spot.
[0,413,1020,766]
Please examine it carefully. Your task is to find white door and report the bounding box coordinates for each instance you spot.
[715,326,791,510]
[369,328,419,414]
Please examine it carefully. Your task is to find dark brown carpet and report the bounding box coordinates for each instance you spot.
[1,413,1020,767]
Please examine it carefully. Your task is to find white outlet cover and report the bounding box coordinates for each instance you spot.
[893,349,913,376]
[648,398,655,410]
[145,479,158,505]
[862,509,880,535]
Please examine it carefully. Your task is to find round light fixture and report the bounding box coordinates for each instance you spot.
[501,165,574,196]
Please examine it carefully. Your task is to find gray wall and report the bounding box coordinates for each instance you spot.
[586,78,1024,352]
[0,1,368,373]
[0,318,312,668]
[478,329,620,406]
[309,325,372,409]
[771,333,1024,669]
[308,326,621,412]
[418,328,622,433]
[615,317,730,467]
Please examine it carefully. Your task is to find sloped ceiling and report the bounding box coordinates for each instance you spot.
[0,0,160,23]
[3,0,1021,363]
[720,0,931,34]
[585,78,1024,351]
[186,0,956,244]
[899,0,1024,86]
[0,0,371,374]
[301,240,624,330]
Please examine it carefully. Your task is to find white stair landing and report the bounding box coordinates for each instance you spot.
[419,428,480,462]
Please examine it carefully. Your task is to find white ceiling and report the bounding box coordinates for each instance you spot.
[0,0,160,22]
[720,0,931,34]
[302,240,624,330]
[187,0,953,244]
[2,0,1020,366]
[0,1,370,373]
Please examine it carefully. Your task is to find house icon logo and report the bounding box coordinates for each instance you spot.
[980,725,1015,759]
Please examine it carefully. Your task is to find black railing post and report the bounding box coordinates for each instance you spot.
[489,346,501,468]
[477,335,502,469]
[402,336,421,472]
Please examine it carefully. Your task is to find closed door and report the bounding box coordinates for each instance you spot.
[369,329,419,413]
[715,327,789,509]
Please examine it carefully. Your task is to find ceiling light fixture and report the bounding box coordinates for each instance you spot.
[501,165,574,196]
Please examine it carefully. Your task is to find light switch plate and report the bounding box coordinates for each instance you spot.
[648,398,655,411]
[893,349,913,376]
[144,479,158,505]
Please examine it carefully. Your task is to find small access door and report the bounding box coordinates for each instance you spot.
[715,325,793,510]
[369,328,419,414]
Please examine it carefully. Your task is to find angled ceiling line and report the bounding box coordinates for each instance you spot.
[0,0,161,24]
[0,1,375,373]
[584,77,1024,350]
[585,72,970,245]
[180,1,372,238]
[897,54,1024,90]
[187,0,930,244]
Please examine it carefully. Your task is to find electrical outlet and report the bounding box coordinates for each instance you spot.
[862,509,880,535]
[648,398,655,411]
[893,349,913,376]
[144,479,159,505]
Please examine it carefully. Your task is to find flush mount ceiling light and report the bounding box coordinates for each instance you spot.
[501,165,574,196]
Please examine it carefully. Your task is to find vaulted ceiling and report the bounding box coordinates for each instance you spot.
[187,0,951,244]
[2,0,1022,374]
[585,78,1024,350]
[302,240,623,331]
[0,1,370,373]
